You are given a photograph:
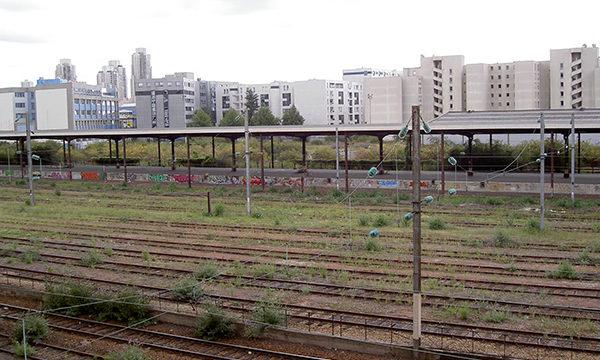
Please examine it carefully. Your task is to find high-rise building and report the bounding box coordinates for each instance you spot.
[130,48,152,101]
[195,79,217,123]
[55,59,77,82]
[134,73,196,129]
[97,60,128,100]
[550,45,599,109]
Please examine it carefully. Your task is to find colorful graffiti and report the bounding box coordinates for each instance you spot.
[81,172,100,181]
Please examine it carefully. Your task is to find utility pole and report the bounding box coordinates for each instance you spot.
[539,114,545,231]
[411,105,422,355]
[570,113,576,206]
[244,114,251,215]
[24,112,34,206]
[335,126,340,190]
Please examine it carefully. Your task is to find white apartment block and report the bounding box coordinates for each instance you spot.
[215,81,293,124]
[550,45,599,109]
[465,61,550,111]
[55,59,77,82]
[291,80,363,126]
[97,60,128,100]
[363,77,403,124]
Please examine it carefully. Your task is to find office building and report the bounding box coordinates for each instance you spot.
[0,80,119,132]
[130,48,152,101]
[55,58,77,82]
[97,60,128,100]
[134,73,196,129]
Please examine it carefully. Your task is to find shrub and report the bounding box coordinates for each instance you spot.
[490,230,515,248]
[447,305,471,321]
[195,263,219,280]
[96,289,150,325]
[330,188,344,200]
[247,296,286,337]
[13,340,36,358]
[54,189,61,196]
[251,212,263,219]
[365,238,381,252]
[251,264,277,279]
[81,250,104,268]
[105,346,149,360]
[141,250,153,262]
[20,249,40,264]
[104,247,114,257]
[43,282,96,316]
[548,262,578,280]
[587,239,600,253]
[525,218,542,233]
[428,217,447,230]
[213,204,225,217]
[373,215,391,227]
[13,315,49,343]
[171,278,204,303]
[484,310,509,324]
[358,216,370,227]
[195,304,236,340]
[485,197,505,206]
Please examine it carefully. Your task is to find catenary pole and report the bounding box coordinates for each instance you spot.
[539,114,545,231]
[411,105,422,355]
[335,126,340,190]
[244,114,251,215]
[570,113,576,206]
[25,113,34,206]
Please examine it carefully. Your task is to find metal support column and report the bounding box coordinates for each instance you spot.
[411,106,422,355]
[344,136,349,193]
[378,136,384,173]
[539,114,545,231]
[122,137,127,184]
[440,133,445,193]
[577,133,581,174]
[270,136,274,168]
[570,114,575,205]
[63,139,68,166]
[115,139,120,169]
[550,133,555,194]
[170,139,176,171]
[260,137,265,191]
[335,127,340,190]
[25,113,34,206]
[467,135,474,176]
[489,134,493,152]
[231,138,237,172]
[67,140,73,181]
[19,140,24,179]
[244,116,251,215]
[563,134,569,178]
[187,137,191,189]
[108,139,113,164]
[157,138,162,167]
[211,136,215,159]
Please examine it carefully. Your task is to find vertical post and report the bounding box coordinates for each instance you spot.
[207,191,211,215]
[67,140,73,181]
[231,138,237,171]
[344,135,349,193]
[440,133,445,193]
[550,133,555,194]
[170,138,176,171]
[270,136,275,168]
[19,139,24,179]
[563,134,569,178]
[211,136,215,159]
[539,114,545,231]
[260,137,265,191]
[467,135,474,176]
[108,138,113,163]
[335,127,340,190]
[301,137,307,172]
[25,113,34,206]
[7,148,11,181]
[157,138,162,166]
[378,136,384,173]
[187,136,192,189]
[489,134,493,152]
[22,317,27,360]
[244,116,251,215]
[115,139,120,169]
[122,137,127,184]
[411,106,422,354]
[570,114,575,206]
[63,139,68,165]
[577,133,581,174]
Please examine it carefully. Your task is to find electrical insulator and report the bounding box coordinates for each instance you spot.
[448,188,457,195]
[448,157,457,166]
[404,212,414,221]
[369,229,380,238]
[399,126,409,139]
[423,195,434,204]
[368,167,378,178]
[421,122,432,134]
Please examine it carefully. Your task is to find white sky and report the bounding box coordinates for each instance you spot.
[0,0,599,87]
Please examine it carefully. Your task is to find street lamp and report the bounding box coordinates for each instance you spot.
[367,93,373,124]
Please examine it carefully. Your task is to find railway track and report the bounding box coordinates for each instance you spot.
[1,268,599,360]
[0,332,100,359]
[0,303,326,360]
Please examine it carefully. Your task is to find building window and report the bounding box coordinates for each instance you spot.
[560,73,564,79]
[282,93,291,107]
[560,82,564,87]
[490,75,494,80]
[491,102,494,107]
[560,100,564,106]
[15,102,25,108]
[450,103,453,109]
[450,95,453,100]
[499,93,502,97]
[497,66,501,70]
[506,74,509,79]
[491,94,494,98]
[506,65,509,70]
[497,75,501,80]
[498,84,502,89]
[560,91,564,97]
[338,91,344,105]
[15,92,25,97]
[449,69,453,75]
[490,85,494,89]
[560,63,564,69]
[506,84,510,88]
[449,86,453,92]
[506,102,510,106]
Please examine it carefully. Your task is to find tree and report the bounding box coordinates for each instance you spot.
[250,107,280,126]
[219,109,243,126]
[188,109,213,127]
[245,88,259,119]
[281,106,305,125]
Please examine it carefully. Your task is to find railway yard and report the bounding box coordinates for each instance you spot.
[0,180,599,359]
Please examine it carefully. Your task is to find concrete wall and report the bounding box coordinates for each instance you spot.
[35,87,70,130]
[549,46,599,109]
[363,77,403,124]
[465,63,490,111]
[0,92,15,131]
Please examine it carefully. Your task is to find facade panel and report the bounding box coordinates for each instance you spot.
[35,88,70,130]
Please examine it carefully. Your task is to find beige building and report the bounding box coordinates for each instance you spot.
[550,45,599,109]
[363,77,403,124]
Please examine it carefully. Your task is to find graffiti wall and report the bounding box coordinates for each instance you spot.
[0,169,598,195]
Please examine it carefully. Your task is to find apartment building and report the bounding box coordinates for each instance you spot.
[550,45,599,109]
[97,60,128,100]
[134,73,196,129]
[292,80,363,126]
[130,48,152,102]
[0,80,119,132]
[55,59,77,82]
[215,81,293,124]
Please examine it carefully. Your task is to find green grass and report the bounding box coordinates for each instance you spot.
[81,249,104,268]
[105,346,149,360]
[489,230,515,248]
[195,304,237,340]
[12,315,49,343]
[20,249,40,264]
[13,340,36,358]
[171,278,204,303]
[365,238,382,252]
[548,262,578,280]
[428,217,447,230]
[372,215,391,227]
[195,262,219,280]
[483,310,510,324]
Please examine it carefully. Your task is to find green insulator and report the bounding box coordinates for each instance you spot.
[399,126,409,139]
[448,157,457,166]
[369,228,380,238]
[404,212,414,221]
[448,188,457,196]
[368,167,379,178]
[424,195,434,204]
[421,122,432,134]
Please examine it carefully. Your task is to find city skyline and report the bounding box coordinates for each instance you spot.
[1,0,599,87]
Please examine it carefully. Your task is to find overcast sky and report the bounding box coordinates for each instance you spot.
[1,0,599,87]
